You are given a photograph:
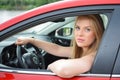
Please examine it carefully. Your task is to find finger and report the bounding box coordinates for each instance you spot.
[47,64,52,70]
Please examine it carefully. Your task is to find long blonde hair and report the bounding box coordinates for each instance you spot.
[71,14,105,58]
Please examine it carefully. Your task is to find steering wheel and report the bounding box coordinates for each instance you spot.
[16,44,45,69]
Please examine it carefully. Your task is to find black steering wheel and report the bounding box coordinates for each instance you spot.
[16,44,45,69]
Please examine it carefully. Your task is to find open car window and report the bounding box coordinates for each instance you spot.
[0,13,109,70]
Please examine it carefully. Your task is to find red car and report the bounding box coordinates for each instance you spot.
[0,0,120,80]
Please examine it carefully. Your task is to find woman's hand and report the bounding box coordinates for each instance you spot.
[15,37,33,45]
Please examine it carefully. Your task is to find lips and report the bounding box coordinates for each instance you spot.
[77,38,85,43]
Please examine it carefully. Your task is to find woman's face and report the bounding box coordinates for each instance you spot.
[74,17,96,49]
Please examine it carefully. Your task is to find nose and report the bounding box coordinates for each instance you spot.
[78,29,83,36]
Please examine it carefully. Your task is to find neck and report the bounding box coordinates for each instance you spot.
[83,47,88,52]
[82,47,89,55]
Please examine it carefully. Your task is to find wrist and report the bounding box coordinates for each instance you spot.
[29,38,35,44]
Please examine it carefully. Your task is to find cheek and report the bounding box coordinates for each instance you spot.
[86,33,96,45]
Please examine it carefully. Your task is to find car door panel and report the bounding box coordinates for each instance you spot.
[0,72,110,80]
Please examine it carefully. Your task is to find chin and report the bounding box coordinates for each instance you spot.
[77,44,84,47]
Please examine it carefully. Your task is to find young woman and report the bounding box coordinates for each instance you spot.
[15,14,104,78]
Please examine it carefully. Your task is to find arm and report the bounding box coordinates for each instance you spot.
[47,53,96,78]
[16,37,72,57]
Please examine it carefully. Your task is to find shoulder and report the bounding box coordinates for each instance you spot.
[78,51,97,62]
[85,51,97,58]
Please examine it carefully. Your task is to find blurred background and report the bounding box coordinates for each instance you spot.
[0,0,60,23]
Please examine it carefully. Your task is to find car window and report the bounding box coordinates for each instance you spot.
[100,14,108,29]
[0,13,109,69]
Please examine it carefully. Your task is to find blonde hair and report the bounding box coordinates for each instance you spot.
[71,14,104,58]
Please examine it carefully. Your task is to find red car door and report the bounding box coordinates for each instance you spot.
[0,72,110,80]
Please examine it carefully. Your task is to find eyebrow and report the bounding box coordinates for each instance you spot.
[84,26,91,28]
[75,24,91,28]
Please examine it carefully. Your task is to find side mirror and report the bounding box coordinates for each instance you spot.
[56,27,73,37]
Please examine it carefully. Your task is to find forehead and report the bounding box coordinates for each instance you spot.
[76,17,92,27]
